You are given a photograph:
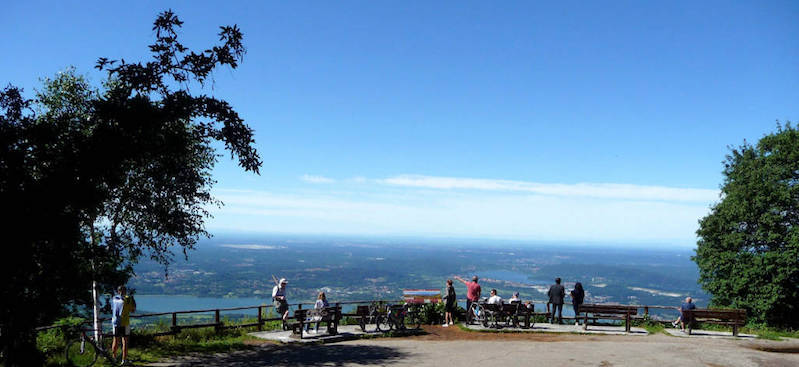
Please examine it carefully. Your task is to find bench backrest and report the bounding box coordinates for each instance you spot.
[308,306,342,319]
[293,309,308,319]
[683,308,745,323]
[482,303,504,312]
[579,304,638,315]
[502,303,521,313]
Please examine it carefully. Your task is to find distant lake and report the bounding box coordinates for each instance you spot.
[134,295,268,315]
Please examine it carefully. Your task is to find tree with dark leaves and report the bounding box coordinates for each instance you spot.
[0,11,260,365]
[694,123,799,329]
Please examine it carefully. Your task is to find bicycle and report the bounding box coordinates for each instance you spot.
[385,303,422,330]
[64,323,120,367]
[359,301,388,332]
[468,299,489,327]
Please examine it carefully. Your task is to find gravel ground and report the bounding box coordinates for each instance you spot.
[151,325,799,367]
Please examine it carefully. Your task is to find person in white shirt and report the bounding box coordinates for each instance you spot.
[487,289,503,305]
[508,292,521,303]
[306,292,329,333]
[272,278,289,323]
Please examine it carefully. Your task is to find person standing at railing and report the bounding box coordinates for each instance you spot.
[547,277,565,324]
[442,279,457,327]
[111,285,136,365]
[569,282,585,326]
[454,275,481,324]
[272,278,289,326]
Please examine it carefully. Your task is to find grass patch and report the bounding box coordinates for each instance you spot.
[742,324,799,341]
[640,322,666,335]
[673,322,799,340]
[40,317,282,366]
[125,326,258,364]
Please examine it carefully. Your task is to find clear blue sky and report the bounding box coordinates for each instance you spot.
[3,1,797,246]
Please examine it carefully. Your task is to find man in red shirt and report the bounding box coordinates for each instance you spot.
[454,275,481,323]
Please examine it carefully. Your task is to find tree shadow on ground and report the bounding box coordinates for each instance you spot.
[166,343,408,366]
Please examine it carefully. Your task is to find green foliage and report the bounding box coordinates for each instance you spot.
[1,11,260,366]
[694,123,799,328]
[39,318,264,366]
[416,303,446,325]
[629,315,666,334]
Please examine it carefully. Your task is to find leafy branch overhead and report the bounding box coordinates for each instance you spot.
[0,11,261,365]
[96,9,260,173]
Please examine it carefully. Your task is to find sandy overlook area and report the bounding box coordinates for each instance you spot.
[151,325,799,367]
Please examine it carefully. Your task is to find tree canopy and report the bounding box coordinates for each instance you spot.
[0,10,260,365]
[694,123,799,328]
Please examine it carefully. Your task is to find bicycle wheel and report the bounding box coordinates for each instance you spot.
[65,339,99,367]
[394,315,406,330]
[407,312,421,330]
[373,315,386,332]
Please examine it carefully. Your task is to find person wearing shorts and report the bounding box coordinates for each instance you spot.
[111,285,136,365]
[443,279,457,326]
[272,278,289,323]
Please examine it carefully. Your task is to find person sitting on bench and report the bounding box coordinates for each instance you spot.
[508,292,521,303]
[673,296,696,331]
[487,289,503,305]
[305,291,329,333]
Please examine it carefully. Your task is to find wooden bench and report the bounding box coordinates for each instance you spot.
[505,302,547,328]
[289,306,342,339]
[682,308,746,336]
[480,302,538,328]
[579,304,638,332]
[481,303,505,328]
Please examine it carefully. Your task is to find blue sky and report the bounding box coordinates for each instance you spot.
[3,1,797,246]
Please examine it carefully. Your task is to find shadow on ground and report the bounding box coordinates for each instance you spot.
[163,343,407,366]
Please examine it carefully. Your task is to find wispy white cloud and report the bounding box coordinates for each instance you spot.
[379,175,718,202]
[301,174,335,184]
[210,174,716,246]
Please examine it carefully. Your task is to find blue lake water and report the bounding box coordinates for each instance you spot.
[134,295,267,315]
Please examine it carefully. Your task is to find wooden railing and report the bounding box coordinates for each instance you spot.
[97,300,393,337]
[36,299,683,336]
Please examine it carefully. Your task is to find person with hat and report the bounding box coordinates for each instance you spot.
[272,278,289,324]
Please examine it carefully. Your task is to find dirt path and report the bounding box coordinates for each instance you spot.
[154,326,799,367]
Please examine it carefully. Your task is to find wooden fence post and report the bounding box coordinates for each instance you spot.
[257,306,263,331]
[171,312,178,335]
[215,309,221,332]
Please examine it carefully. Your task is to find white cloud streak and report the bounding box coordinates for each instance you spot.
[301,174,335,184]
[211,173,717,245]
[379,175,718,202]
